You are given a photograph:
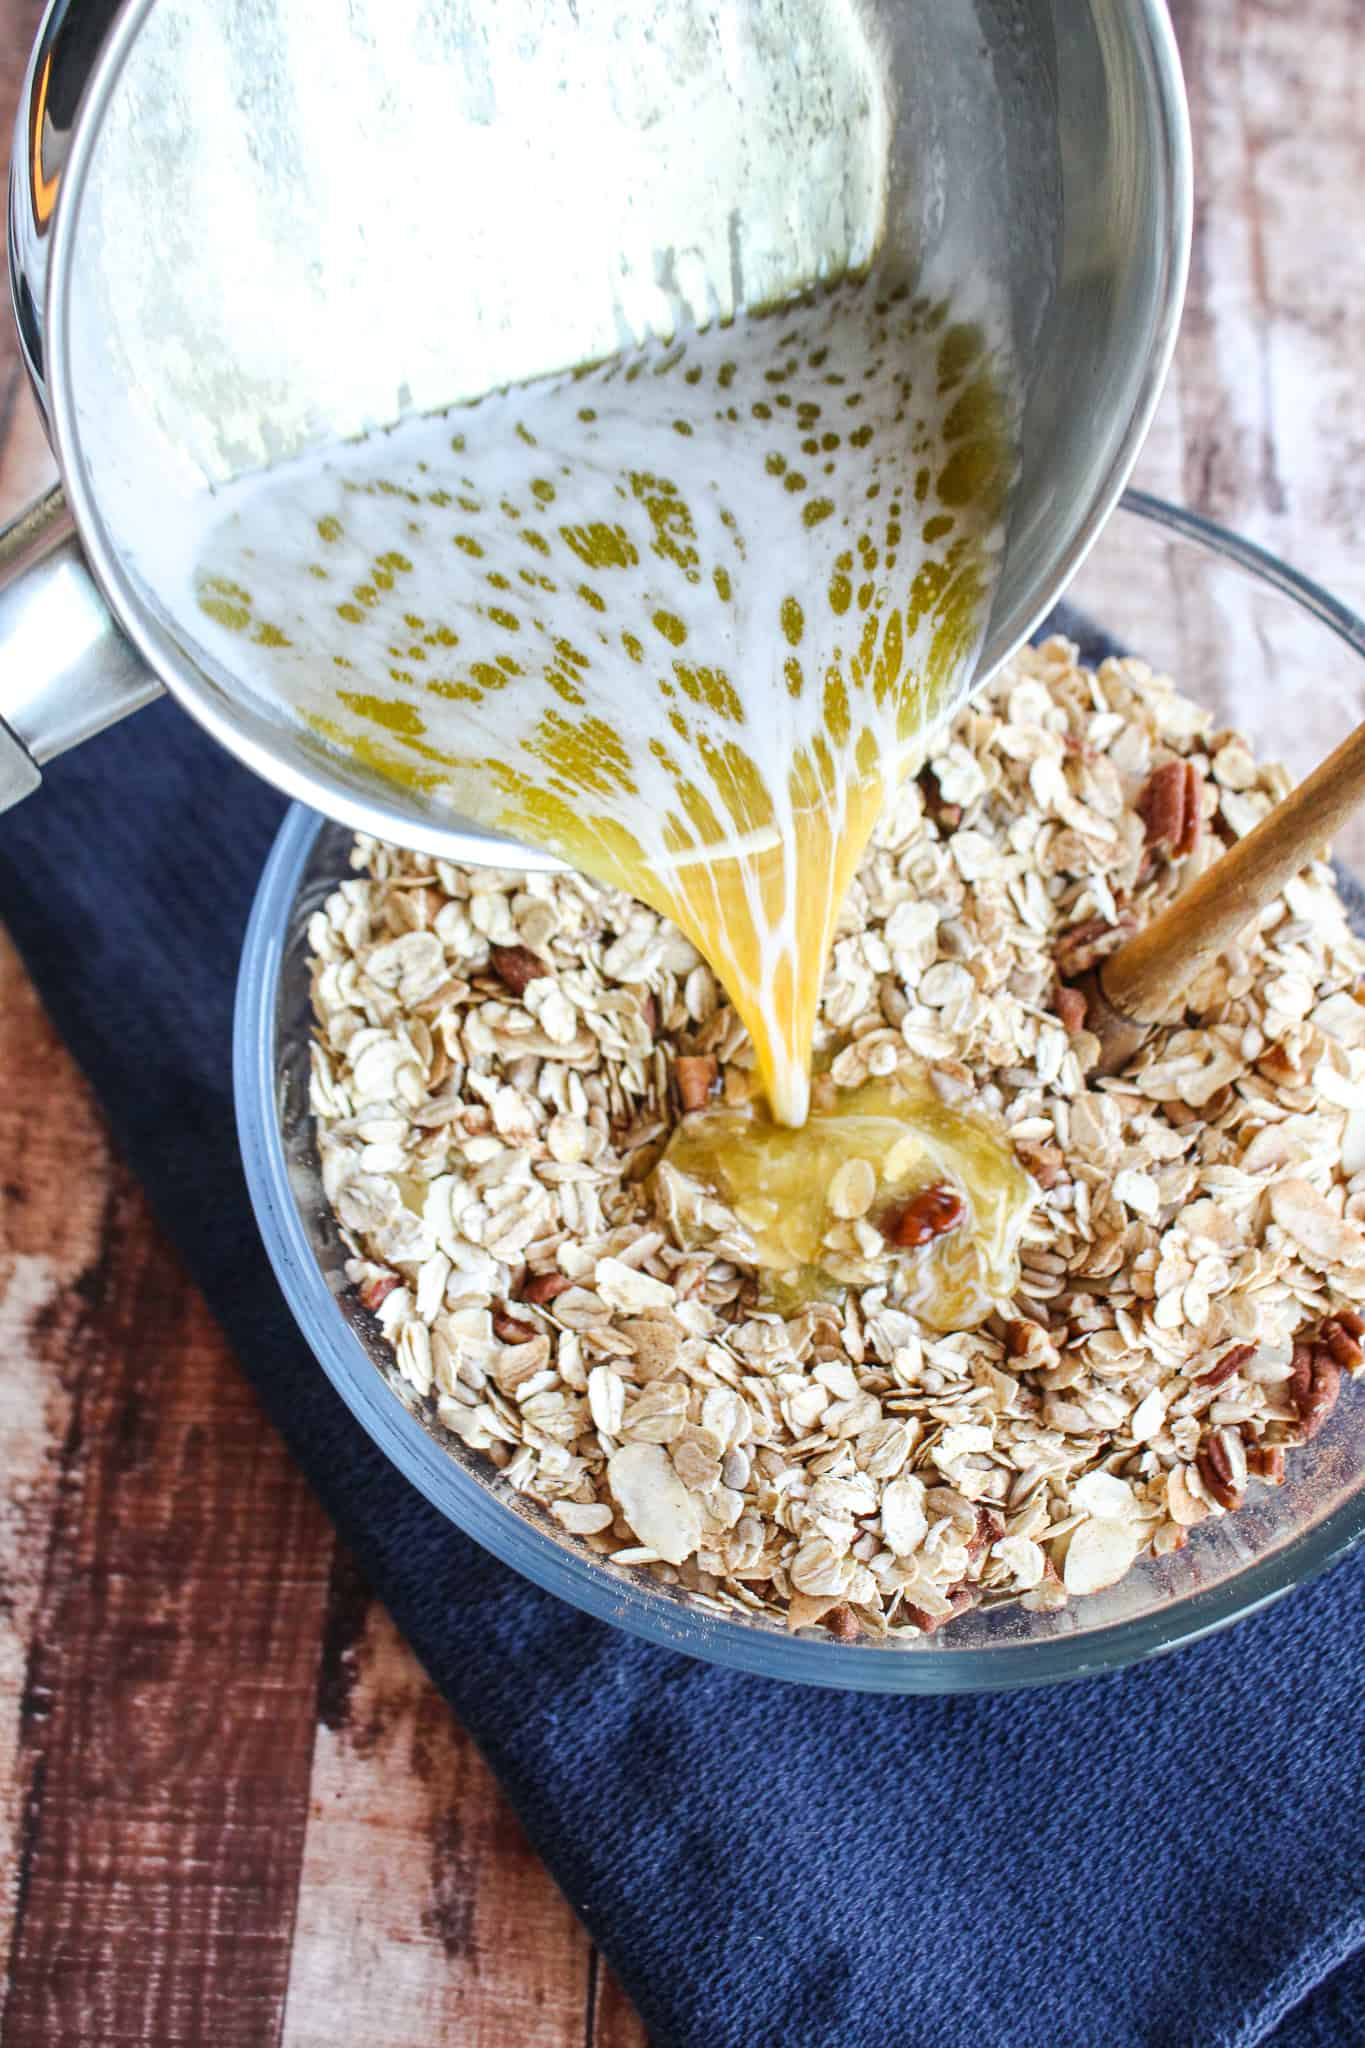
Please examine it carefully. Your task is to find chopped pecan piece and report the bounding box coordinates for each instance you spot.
[520,1271,572,1306]
[1246,1443,1286,1485]
[1053,911,1138,978]
[966,1507,1005,1567]
[1196,1342,1256,1388]
[492,1304,538,1345]
[358,1273,400,1314]
[1196,1435,1243,1513]
[1318,1313,1365,1371]
[881,1183,965,1248]
[1287,1341,1342,1440]
[675,1053,719,1111]
[903,1587,975,1634]
[489,943,549,996]
[1137,757,1203,858]
[820,1603,861,1643]
[1052,982,1089,1035]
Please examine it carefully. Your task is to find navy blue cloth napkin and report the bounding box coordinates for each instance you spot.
[1,692,1362,2048]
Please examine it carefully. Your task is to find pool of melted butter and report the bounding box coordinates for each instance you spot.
[655,1075,1032,1326]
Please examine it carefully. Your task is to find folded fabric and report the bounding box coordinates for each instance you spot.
[0,690,1360,2048]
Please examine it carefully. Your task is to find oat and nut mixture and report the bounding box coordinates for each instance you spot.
[306,637,1365,1638]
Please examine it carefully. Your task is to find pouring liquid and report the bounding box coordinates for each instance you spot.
[659,1076,1030,1325]
[190,277,1031,1313]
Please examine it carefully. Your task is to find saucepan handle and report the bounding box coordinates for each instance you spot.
[0,483,162,809]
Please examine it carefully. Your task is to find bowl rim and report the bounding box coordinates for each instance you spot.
[234,491,1365,1693]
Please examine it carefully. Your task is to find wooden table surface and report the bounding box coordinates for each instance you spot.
[1,3,1362,2042]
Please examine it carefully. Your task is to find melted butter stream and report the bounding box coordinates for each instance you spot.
[192,275,1027,1322]
[656,1076,1031,1322]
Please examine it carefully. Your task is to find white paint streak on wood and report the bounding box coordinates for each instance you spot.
[0,1252,62,2016]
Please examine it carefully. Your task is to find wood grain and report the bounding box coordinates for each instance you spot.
[1150,0,1365,610]
[0,10,349,2031]
[0,932,106,2021]
[280,1558,601,2048]
[0,965,336,2043]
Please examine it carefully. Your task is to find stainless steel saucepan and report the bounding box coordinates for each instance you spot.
[0,0,1190,863]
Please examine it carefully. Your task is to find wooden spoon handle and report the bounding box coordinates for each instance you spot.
[1089,718,1365,1073]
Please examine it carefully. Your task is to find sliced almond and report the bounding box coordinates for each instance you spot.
[1271,1178,1365,1272]
[1062,1517,1139,1596]
[606,1443,702,1565]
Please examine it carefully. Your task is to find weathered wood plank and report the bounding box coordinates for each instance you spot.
[0,10,113,2033]
[1,6,337,2029]
[0,1138,336,2047]
[1149,0,1365,609]
[0,933,110,2029]
[280,1553,595,2048]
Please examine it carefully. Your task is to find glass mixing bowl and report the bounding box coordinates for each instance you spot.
[235,492,1365,1692]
